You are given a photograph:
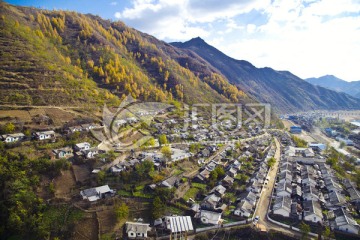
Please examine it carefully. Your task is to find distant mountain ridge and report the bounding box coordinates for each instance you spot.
[0,2,250,110]
[1,1,359,115]
[171,37,360,113]
[305,75,360,99]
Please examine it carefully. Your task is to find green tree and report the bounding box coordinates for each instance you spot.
[24,129,31,137]
[214,166,225,179]
[323,226,334,240]
[161,146,172,165]
[134,160,154,179]
[267,157,276,168]
[189,143,201,153]
[210,170,218,181]
[48,182,55,195]
[3,122,15,133]
[147,137,156,147]
[158,134,168,146]
[300,221,310,240]
[152,196,165,220]
[97,170,106,184]
[115,203,129,221]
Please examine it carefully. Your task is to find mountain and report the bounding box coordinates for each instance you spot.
[1,2,359,116]
[0,2,249,112]
[305,75,360,98]
[171,37,360,113]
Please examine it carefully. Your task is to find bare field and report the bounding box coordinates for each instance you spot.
[28,108,46,117]
[45,108,77,126]
[97,209,118,235]
[0,106,92,127]
[72,164,91,183]
[54,169,76,199]
[0,110,32,123]
[71,213,98,240]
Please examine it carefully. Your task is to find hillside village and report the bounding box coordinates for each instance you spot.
[1,103,360,240]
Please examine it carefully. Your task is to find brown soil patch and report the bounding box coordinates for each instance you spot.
[71,213,98,240]
[0,110,31,123]
[28,108,46,117]
[54,169,76,199]
[97,209,118,235]
[72,164,91,183]
[45,108,77,126]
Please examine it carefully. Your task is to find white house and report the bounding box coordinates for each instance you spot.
[237,191,257,206]
[83,148,99,159]
[196,210,222,225]
[1,133,25,143]
[33,130,56,141]
[302,185,320,201]
[125,222,151,239]
[275,180,292,197]
[52,147,73,159]
[80,185,114,202]
[234,199,253,218]
[303,200,323,223]
[74,142,91,151]
[210,185,227,197]
[331,208,360,235]
[273,196,292,217]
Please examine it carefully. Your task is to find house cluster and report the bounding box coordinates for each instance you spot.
[125,215,194,239]
[152,113,264,144]
[191,159,238,225]
[285,146,327,165]
[64,122,102,134]
[52,141,103,160]
[325,126,358,150]
[235,148,275,218]
[1,130,57,143]
[110,148,192,174]
[286,114,315,132]
[188,137,273,225]
[271,142,360,235]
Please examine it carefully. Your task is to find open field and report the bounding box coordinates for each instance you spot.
[54,170,76,199]
[0,106,97,127]
[97,209,118,236]
[72,164,91,183]
[0,109,32,123]
[71,213,98,240]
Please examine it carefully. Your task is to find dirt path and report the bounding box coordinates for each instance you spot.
[254,138,303,238]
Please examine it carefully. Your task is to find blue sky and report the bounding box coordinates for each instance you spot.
[6,0,360,81]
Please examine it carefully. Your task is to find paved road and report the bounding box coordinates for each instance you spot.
[254,137,303,238]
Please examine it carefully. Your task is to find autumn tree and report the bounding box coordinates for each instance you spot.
[3,122,15,133]
[115,202,129,222]
[161,146,172,165]
[300,222,310,240]
[151,196,165,220]
[267,157,276,168]
[158,134,168,146]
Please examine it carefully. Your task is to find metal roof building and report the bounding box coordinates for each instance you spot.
[164,216,194,234]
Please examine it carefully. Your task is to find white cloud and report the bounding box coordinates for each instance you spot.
[113,0,360,80]
[114,0,270,40]
[110,2,118,6]
[218,0,360,80]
